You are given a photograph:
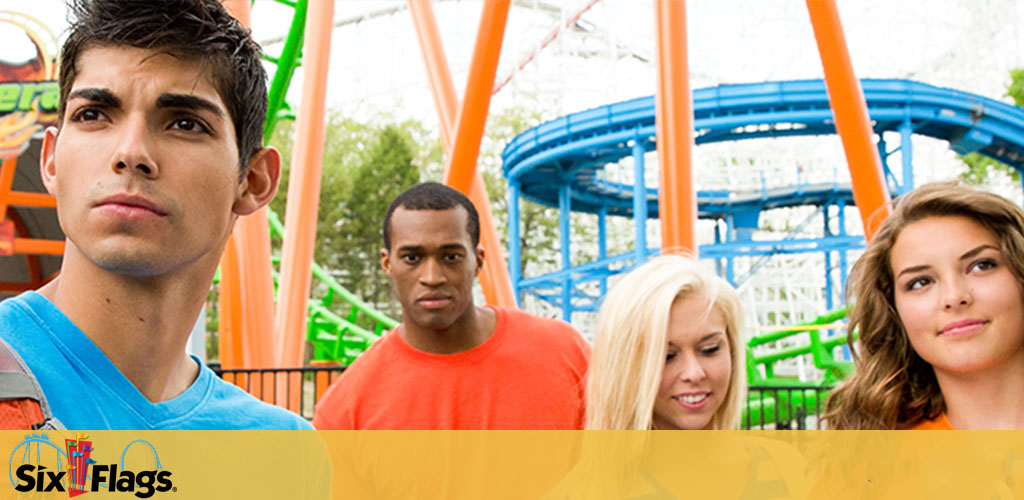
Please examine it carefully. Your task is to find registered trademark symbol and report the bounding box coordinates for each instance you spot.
[172,487,178,492]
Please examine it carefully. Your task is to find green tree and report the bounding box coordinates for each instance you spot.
[959,68,1024,184]
[265,113,437,315]
[334,125,420,311]
[267,111,375,262]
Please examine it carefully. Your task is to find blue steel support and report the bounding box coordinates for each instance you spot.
[823,203,834,311]
[713,219,723,277]
[900,117,914,193]
[838,200,851,361]
[838,198,849,300]
[508,181,522,307]
[725,216,735,285]
[598,207,608,297]
[632,137,648,262]
[559,183,572,322]
[876,135,889,186]
[501,79,1024,322]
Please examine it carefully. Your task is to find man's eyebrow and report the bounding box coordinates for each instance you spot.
[395,243,467,252]
[157,93,225,118]
[68,88,120,108]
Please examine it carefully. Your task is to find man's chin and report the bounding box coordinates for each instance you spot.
[409,310,460,332]
[88,250,177,278]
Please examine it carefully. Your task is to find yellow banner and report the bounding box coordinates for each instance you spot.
[1,431,1022,499]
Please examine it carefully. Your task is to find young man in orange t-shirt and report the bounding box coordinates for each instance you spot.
[313,182,590,430]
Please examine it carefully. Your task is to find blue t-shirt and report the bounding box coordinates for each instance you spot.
[0,291,313,430]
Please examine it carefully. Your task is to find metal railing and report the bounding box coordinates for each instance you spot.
[212,364,346,420]
[213,366,831,429]
[743,385,833,430]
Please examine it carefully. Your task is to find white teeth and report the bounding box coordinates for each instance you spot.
[676,394,708,404]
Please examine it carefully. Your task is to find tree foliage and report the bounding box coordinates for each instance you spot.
[267,113,434,313]
[334,125,420,309]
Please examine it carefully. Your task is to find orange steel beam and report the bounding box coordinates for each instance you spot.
[441,0,511,194]
[0,157,16,219]
[7,209,41,284]
[653,0,697,255]
[1,158,64,257]
[0,282,39,293]
[408,0,458,140]
[409,0,517,307]
[1,271,58,294]
[218,0,278,368]
[806,0,890,239]
[274,0,336,371]
[12,238,63,255]
[218,237,244,368]
[3,192,56,209]
[1,158,58,213]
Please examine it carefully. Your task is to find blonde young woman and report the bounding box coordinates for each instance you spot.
[825,181,1024,430]
[586,254,746,430]
[547,255,806,499]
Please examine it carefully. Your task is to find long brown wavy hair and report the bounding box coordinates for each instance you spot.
[823,181,1024,429]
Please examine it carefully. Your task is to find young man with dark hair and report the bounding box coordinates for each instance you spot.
[313,182,591,429]
[0,0,311,429]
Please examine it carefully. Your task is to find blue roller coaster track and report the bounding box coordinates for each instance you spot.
[502,79,1024,321]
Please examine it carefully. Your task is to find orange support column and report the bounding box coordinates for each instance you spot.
[441,0,511,193]
[653,0,697,256]
[0,157,16,219]
[218,0,277,368]
[409,0,517,307]
[274,0,336,371]
[217,237,245,369]
[806,0,891,238]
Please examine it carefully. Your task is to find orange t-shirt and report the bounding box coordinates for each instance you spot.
[910,413,954,430]
[312,306,591,429]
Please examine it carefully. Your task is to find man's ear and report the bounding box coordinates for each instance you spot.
[381,248,392,277]
[475,246,485,276]
[39,127,59,197]
[232,146,281,216]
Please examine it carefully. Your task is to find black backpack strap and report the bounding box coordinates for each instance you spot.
[0,336,65,430]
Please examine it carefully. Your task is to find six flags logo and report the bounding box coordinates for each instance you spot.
[9,433,174,498]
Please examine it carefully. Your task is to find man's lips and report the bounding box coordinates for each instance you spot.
[939,319,988,337]
[417,294,452,309]
[95,194,168,217]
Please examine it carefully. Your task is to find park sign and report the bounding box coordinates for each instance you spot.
[0,10,59,160]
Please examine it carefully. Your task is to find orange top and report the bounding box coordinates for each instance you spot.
[910,413,954,430]
[313,307,591,430]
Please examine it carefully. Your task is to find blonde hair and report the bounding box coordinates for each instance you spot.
[586,254,747,430]
[824,181,1024,429]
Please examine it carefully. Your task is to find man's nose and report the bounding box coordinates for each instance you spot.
[419,258,446,286]
[111,114,158,178]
